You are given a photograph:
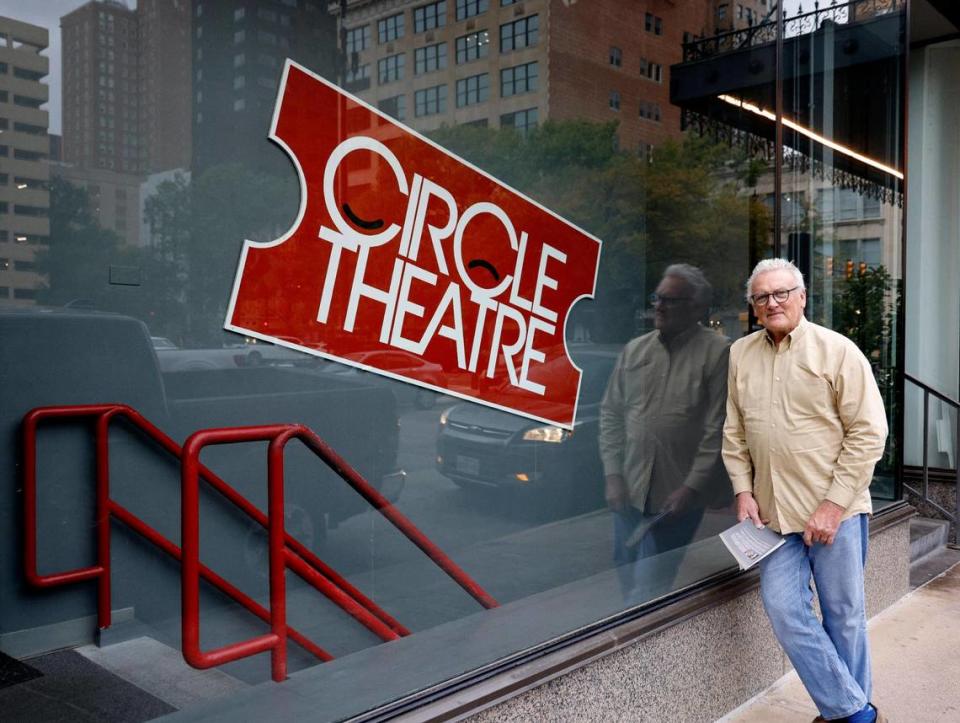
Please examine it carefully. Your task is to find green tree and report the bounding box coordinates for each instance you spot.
[36,177,125,308]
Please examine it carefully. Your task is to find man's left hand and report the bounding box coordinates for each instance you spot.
[662,486,698,516]
[802,500,846,546]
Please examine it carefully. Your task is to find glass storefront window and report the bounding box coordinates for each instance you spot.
[0,0,905,717]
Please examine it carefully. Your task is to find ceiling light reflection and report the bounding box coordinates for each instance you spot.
[717,94,904,180]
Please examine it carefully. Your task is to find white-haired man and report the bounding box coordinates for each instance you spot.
[722,258,888,723]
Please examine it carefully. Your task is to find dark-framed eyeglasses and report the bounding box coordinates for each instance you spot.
[649,293,693,307]
[749,286,801,307]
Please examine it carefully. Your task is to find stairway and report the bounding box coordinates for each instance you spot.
[909,516,960,588]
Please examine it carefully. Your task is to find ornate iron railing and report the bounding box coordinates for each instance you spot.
[683,0,906,62]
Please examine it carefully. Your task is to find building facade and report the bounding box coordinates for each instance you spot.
[191,0,336,173]
[0,17,49,305]
[1,1,953,721]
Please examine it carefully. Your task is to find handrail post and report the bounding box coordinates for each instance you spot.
[922,390,929,502]
[181,433,203,669]
[95,414,113,629]
[955,400,960,541]
[268,436,288,682]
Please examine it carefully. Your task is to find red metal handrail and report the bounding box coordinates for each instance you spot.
[24,403,499,681]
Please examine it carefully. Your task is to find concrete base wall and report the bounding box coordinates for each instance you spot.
[458,512,911,723]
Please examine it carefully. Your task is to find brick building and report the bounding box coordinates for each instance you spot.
[332,0,766,152]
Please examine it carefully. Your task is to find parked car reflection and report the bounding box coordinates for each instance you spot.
[436,347,617,514]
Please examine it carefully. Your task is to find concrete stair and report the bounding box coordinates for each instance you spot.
[908,516,960,589]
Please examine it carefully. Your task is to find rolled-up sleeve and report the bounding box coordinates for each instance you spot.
[722,344,755,496]
[824,345,888,510]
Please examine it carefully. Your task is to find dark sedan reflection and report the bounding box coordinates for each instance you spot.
[435,347,617,515]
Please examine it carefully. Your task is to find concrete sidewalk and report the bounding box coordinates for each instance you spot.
[719,559,960,723]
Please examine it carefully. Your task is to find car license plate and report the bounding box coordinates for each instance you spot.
[456,455,480,476]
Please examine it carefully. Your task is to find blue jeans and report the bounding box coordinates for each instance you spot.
[613,504,705,599]
[759,514,871,720]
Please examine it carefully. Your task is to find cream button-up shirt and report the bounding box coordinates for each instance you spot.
[600,324,731,512]
[722,317,888,534]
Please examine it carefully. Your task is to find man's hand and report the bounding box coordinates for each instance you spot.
[662,485,698,515]
[736,491,767,528]
[605,474,630,512]
[803,500,846,546]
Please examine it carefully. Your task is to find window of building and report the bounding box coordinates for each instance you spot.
[500,61,538,97]
[718,3,728,20]
[13,288,37,300]
[500,107,537,135]
[233,75,245,89]
[345,25,371,54]
[609,90,620,111]
[378,94,407,121]
[233,7,244,21]
[500,14,538,53]
[500,0,519,5]
[378,13,405,44]
[378,53,405,84]
[0,257,8,270]
[414,1,447,33]
[456,0,488,21]
[645,12,653,31]
[638,141,654,163]
[639,100,661,121]
[639,58,663,83]
[609,46,622,67]
[456,72,489,107]
[14,259,36,271]
[233,29,244,44]
[456,30,489,64]
[233,97,245,111]
[234,52,245,67]
[655,16,663,35]
[345,64,371,86]
[415,42,448,74]
[414,84,447,116]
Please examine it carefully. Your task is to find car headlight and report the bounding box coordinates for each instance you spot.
[439,407,452,426]
[522,426,570,443]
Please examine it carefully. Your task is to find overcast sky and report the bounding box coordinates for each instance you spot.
[0,0,804,137]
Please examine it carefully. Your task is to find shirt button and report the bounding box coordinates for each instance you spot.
[775,376,781,381]
[773,400,779,405]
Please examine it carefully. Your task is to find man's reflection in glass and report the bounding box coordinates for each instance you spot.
[599,264,731,598]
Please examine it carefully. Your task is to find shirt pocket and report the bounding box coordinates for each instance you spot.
[788,361,836,422]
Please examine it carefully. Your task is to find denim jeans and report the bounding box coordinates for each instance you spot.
[759,513,871,720]
[613,504,705,600]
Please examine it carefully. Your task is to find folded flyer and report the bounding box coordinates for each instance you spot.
[719,518,786,570]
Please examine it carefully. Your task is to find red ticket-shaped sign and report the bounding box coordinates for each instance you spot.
[226,61,601,429]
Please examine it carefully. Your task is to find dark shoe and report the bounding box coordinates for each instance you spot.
[811,717,826,723]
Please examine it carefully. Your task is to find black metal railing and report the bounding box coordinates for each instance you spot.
[683,0,905,62]
[903,373,959,529]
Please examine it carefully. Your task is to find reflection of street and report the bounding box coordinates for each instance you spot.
[321,405,538,575]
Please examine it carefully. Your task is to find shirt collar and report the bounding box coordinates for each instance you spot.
[763,315,808,349]
[658,323,700,351]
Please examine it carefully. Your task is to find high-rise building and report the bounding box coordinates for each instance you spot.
[139,0,193,173]
[191,0,337,174]
[0,16,50,306]
[61,0,192,177]
[330,0,766,153]
[61,0,141,174]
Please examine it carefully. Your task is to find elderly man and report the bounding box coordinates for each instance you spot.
[723,258,888,723]
[600,264,730,597]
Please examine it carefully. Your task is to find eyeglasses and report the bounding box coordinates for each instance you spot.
[649,293,692,307]
[749,286,800,307]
